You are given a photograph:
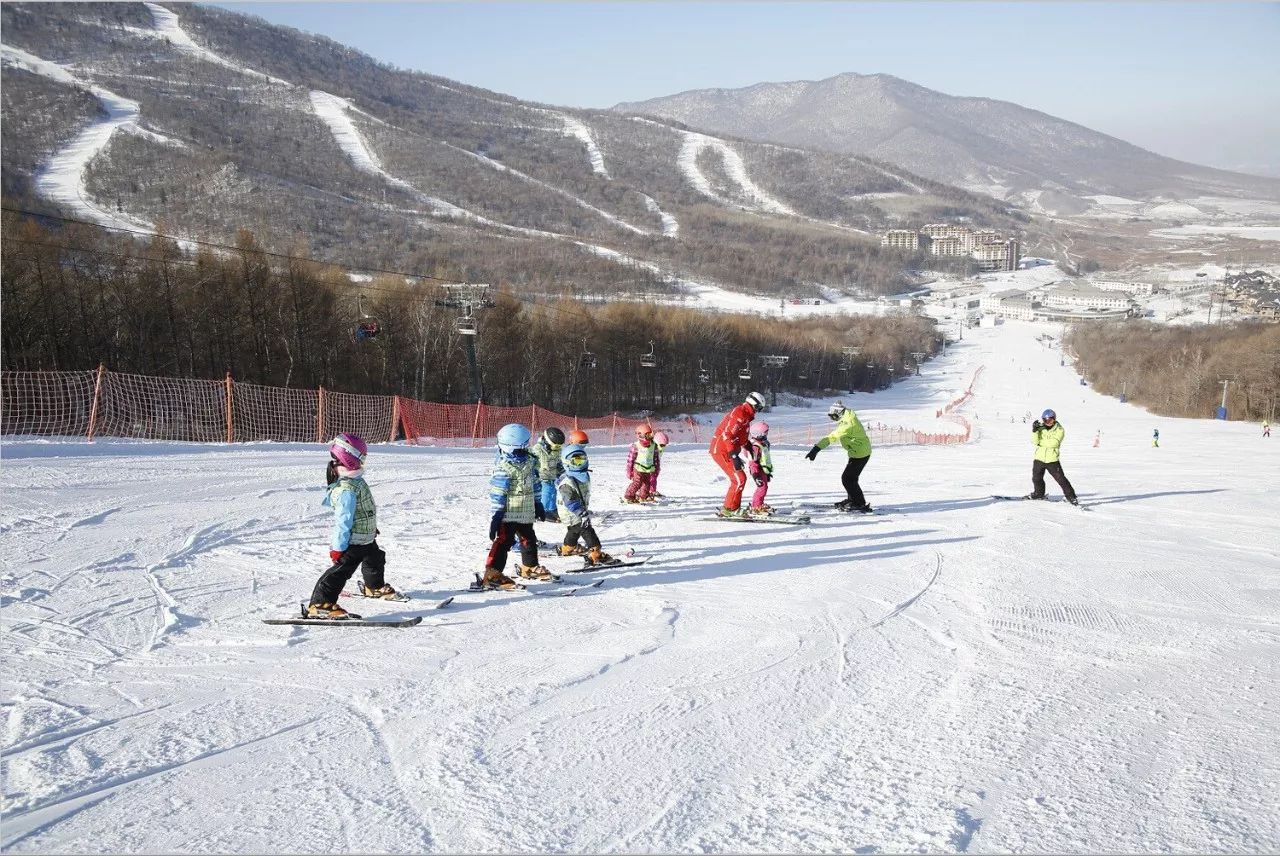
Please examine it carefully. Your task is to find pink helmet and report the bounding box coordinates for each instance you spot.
[635,424,653,438]
[329,432,367,469]
[749,420,769,439]
[653,431,670,446]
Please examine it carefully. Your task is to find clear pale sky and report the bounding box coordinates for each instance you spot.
[215,2,1280,176]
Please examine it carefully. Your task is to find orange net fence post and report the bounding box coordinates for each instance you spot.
[87,364,106,441]
[1,370,97,437]
[224,373,233,443]
[316,387,326,443]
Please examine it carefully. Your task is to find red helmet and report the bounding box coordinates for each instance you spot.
[568,429,589,445]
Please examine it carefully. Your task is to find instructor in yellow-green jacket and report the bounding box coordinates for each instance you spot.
[1026,408,1079,505]
[805,401,874,513]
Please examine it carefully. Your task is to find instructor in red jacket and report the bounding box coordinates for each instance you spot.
[709,391,766,517]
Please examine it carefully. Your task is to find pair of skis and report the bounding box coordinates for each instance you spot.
[262,595,452,628]
[992,495,1091,511]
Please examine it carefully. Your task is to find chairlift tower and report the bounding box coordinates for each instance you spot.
[435,283,492,403]
[760,355,789,407]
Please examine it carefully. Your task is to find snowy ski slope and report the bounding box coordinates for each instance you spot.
[2,322,1277,853]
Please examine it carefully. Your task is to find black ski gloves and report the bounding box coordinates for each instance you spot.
[534,500,546,522]
[1032,420,1043,433]
[805,445,821,461]
[489,510,504,541]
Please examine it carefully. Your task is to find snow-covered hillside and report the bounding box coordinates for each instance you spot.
[3,322,1278,853]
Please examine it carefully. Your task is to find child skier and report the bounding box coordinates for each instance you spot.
[482,423,554,588]
[1152,428,1160,448]
[308,433,400,620]
[805,401,874,512]
[623,424,657,503]
[746,421,774,516]
[648,431,669,498]
[530,427,565,522]
[1026,409,1079,505]
[555,443,616,566]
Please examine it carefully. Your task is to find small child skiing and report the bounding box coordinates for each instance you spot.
[481,423,554,589]
[746,421,774,516]
[308,433,400,620]
[554,443,616,566]
[1264,421,1271,438]
[648,431,669,498]
[530,427,565,522]
[1152,428,1160,448]
[623,424,657,503]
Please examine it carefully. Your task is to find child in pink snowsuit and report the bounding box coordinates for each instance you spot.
[623,424,657,503]
[647,431,669,498]
[747,421,774,514]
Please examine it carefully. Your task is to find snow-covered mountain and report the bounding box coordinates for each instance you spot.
[0,4,1018,298]
[614,72,1280,212]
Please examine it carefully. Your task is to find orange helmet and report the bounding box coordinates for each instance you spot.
[567,429,589,445]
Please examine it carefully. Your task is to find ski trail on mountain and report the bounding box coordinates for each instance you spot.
[1,45,159,235]
[144,2,290,86]
[672,127,798,216]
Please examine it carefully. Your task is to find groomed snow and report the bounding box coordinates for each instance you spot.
[4,321,1277,854]
[1151,224,1280,243]
[672,126,798,216]
[144,2,290,87]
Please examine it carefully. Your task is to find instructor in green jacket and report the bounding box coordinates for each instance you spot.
[806,401,874,513]
[1026,408,1079,505]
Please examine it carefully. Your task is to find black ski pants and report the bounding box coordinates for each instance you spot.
[563,522,602,551]
[487,521,538,572]
[842,454,871,506]
[310,541,385,606]
[1031,460,1076,502]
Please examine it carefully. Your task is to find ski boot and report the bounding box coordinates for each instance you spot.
[585,546,616,567]
[834,498,856,512]
[620,496,641,505]
[556,544,589,557]
[1066,497,1080,506]
[359,582,402,600]
[852,503,874,514]
[650,491,666,499]
[1021,493,1046,501]
[639,494,658,504]
[306,602,359,620]
[717,507,747,519]
[478,567,519,591]
[747,505,774,517]
[517,564,559,581]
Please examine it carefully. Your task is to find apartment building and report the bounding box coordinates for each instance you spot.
[1088,279,1157,296]
[981,289,1039,320]
[880,230,921,251]
[1044,281,1136,311]
[972,238,1021,272]
[930,236,969,257]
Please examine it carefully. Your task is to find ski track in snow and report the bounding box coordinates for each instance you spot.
[4,321,1279,853]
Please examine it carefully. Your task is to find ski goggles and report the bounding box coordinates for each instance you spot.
[566,451,588,467]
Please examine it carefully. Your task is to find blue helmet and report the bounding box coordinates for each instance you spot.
[1041,408,1056,420]
[497,423,532,455]
[560,443,589,472]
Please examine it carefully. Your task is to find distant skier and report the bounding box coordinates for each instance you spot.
[530,427,565,522]
[1152,428,1160,448]
[806,401,874,512]
[746,420,775,516]
[1264,421,1272,438]
[1026,409,1079,505]
[623,424,657,503]
[709,392,766,517]
[649,431,669,498]
[554,443,616,566]
[307,433,402,620]
[483,423,553,589]
[1093,430,1101,448]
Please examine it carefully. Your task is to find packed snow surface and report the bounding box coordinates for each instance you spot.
[3,312,1278,854]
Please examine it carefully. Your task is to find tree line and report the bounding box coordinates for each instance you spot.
[1066,321,1280,422]
[1,211,942,415]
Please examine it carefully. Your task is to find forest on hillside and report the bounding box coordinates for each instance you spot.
[1067,321,1280,423]
[1,211,941,415]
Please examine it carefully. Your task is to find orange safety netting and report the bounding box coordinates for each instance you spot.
[1,366,982,449]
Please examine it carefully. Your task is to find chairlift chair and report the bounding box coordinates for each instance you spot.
[738,360,752,381]
[454,302,479,336]
[579,339,597,370]
[640,341,657,369]
[697,359,710,384]
[353,294,381,342]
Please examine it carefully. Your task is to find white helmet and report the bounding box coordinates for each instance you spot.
[827,402,847,421]
[745,391,766,411]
